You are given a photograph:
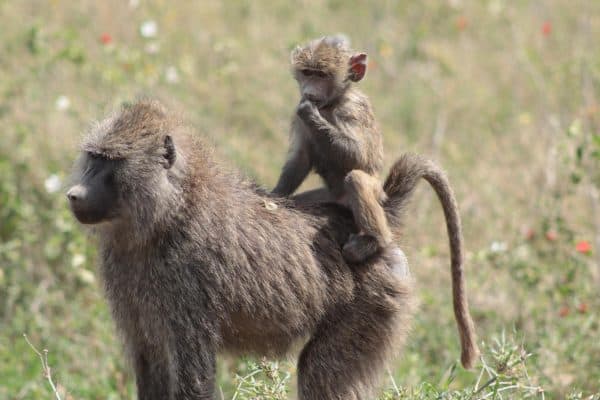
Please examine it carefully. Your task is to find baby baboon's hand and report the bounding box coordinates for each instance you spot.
[297,98,318,121]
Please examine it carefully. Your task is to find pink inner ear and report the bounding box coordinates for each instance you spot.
[351,63,366,77]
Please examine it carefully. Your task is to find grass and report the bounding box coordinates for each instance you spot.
[1,0,599,398]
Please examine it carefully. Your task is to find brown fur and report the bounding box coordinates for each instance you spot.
[69,99,420,400]
[276,36,479,369]
[274,36,390,262]
[290,36,351,77]
[383,154,480,368]
[68,100,478,399]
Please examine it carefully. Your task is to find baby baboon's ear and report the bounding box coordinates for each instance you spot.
[162,135,176,169]
[348,53,367,82]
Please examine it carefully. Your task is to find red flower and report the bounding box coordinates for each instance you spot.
[577,302,588,314]
[545,230,557,242]
[100,33,113,45]
[576,240,592,254]
[542,21,552,37]
[456,16,468,31]
[558,305,570,317]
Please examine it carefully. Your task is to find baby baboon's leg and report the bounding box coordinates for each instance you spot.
[297,270,415,400]
[291,187,336,205]
[343,170,392,263]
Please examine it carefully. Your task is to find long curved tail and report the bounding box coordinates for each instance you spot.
[383,153,479,369]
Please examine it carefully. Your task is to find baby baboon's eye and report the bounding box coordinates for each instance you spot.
[314,70,328,79]
[301,69,314,77]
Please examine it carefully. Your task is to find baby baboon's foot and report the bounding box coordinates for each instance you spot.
[342,233,381,263]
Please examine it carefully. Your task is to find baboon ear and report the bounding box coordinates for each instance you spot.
[348,53,367,82]
[162,135,176,169]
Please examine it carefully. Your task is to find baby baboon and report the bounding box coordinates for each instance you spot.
[273,35,391,263]
[67,100,477,400]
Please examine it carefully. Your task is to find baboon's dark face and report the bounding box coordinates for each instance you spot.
[67,153,120,224]
[68,133,177,227]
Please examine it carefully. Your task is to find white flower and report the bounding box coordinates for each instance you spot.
[489,241,508,253]
[140,20,158,38]
[77,269,96,285]
[72,253,86,268]
[44,174,62,194]
[55,95,70,111]
[165,66,179,84]
[145,41,160,54]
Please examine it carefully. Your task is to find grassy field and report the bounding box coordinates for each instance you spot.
[1,0,599,398]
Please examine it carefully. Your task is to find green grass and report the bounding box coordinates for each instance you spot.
[1,0,599,398]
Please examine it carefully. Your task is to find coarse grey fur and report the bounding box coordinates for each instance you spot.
[67,99,475,399]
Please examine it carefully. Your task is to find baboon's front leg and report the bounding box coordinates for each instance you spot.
[133,344,174,400]
[173,335,217,400]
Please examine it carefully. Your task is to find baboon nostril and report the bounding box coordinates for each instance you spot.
[67,186,84,202]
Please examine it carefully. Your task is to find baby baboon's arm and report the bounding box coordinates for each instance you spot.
[273,130,312,196]
[296,100,368,168]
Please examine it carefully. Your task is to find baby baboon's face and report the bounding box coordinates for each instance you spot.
[295,67,339,107]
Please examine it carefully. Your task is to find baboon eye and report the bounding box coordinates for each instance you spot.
[104,170,115,186]
[314,70,328,79]
[163,135,176,169]
[301,69,314,77]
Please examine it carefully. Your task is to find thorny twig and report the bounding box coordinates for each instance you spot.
[23,334,63,400]
[471,350,543,400]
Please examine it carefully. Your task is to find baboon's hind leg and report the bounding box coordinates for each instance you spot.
[297,272,415,400]
[343,170,392,263]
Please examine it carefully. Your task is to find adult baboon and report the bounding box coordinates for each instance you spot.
[67,100,477,400]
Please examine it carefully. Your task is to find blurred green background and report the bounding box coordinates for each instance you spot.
[1,0,599,398]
